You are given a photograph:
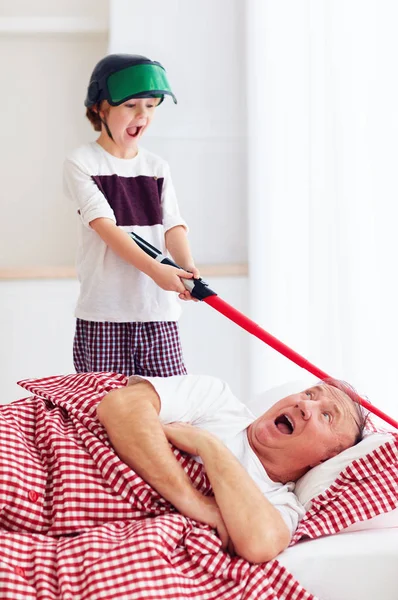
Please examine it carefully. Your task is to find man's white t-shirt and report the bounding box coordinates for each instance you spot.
[138,374,306,537]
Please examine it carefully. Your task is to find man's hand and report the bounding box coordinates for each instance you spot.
[163,423,234,553]
[195,495,234,553]
[163,422,211,455]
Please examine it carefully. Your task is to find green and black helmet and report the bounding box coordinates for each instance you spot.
[84,54,177,108]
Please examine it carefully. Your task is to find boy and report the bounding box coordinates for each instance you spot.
[64,54,198,377]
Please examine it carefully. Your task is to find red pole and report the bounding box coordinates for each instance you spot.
[204,294,398,430]
[128,232,397,430]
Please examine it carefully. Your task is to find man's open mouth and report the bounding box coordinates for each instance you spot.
[274,414,294,435]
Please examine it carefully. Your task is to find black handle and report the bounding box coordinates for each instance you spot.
[129,232,217,300]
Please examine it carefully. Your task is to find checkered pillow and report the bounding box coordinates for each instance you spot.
[291,425,398,544]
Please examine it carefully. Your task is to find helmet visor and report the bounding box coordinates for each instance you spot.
[106,63,177,105]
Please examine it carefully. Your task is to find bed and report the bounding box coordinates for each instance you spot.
[0,372,396,600]
[279,528,398,600]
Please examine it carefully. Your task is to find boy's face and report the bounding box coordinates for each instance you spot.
[99,97,161,154]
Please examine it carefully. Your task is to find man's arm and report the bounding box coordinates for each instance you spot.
[96,381,229,547]
[163,423,291,563]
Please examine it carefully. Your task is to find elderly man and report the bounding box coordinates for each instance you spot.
[97,373,366,564]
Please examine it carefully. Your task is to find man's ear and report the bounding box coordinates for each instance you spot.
[310,451,336,468]
[315,448,340,466]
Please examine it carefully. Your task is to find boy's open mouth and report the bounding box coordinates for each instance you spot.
[127,126,143,138]
[274,414,294,435]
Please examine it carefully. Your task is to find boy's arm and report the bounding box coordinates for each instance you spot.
[96,381,230,548]
[165,225,196,271]
[160,163,199,282]
[163,423,291,563]
[165,225,200,300]
[90,217,192,294]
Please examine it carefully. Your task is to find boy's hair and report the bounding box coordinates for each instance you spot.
[86,106,101,131]
[86,102,110,131]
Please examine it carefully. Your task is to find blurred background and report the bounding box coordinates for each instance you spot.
[0,0,397,420]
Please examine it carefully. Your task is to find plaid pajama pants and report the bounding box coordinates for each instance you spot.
[73,319,187,377]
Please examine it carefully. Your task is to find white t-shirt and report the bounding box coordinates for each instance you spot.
[63,142,187,322]
[139,374,305,537]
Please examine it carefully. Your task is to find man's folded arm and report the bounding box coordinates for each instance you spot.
[96,382,229,545]
[97,382,291,563]
[198,435,291,563]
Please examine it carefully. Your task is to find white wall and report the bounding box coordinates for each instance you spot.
[244,0,398,420]
[1,0,247,268]
[0,0,108,268]
[0,277,249,404]
[108,0,247,265]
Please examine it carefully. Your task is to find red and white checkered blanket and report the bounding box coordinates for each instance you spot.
[0,372,396,600]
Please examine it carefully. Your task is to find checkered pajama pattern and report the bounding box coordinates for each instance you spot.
[73,319,187,376]
[0,371,395,600]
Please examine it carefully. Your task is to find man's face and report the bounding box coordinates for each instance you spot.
[247,384,360,482]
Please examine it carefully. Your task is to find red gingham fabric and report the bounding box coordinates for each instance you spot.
[0,372,395,599]
[291,427,398,543]
[73,319,187,376]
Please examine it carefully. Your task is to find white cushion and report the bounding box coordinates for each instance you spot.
[294,432,398,531]
[294,432,393,507]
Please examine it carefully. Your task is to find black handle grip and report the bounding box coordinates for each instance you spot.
[129,232,217,300]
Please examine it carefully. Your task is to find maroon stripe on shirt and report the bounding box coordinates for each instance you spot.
[92,175,164,226]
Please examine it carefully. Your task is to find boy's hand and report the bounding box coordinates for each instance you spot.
[151,264,193,294]
[178,265,201,302]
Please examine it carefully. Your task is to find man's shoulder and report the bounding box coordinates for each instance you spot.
[188,375,255,424]
[149,373,251,424]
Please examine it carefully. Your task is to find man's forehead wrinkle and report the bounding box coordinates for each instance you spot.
[311,385,345,410]
[305,383,361,433]
[322,384,351,407]
[316,384,361,431]
[325,384,362,438]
